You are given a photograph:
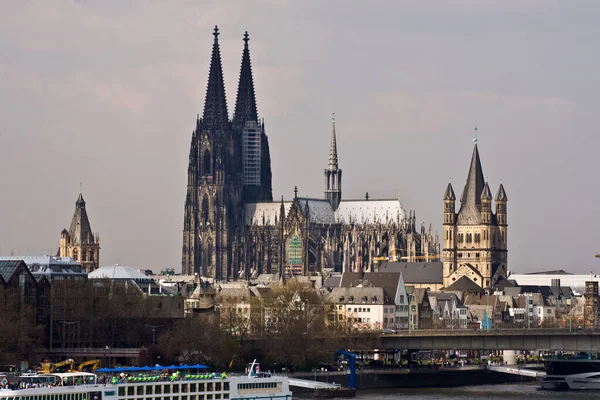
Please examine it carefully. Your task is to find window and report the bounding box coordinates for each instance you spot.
[399,295,405,304]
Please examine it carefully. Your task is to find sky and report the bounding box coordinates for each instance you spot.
[0,1,598,274]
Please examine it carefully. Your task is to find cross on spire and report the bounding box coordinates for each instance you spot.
[213,25,219,39]
[294,186,298,198]
[243,31,249,44]
[332,112,335,123]
[473,125,478,144]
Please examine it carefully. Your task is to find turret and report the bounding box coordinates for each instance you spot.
[442,182,457,278]
[495,183,508,251]
[480,182,492,224]
[495,183,507,226]
[443,182,456,225]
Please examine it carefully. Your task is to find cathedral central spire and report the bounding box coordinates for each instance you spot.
[202,25,229,130]
[328,113,339,170]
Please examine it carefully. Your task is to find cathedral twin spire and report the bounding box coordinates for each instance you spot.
[233,31,259,128]
[202,26,229,131]
[201,25,260,132]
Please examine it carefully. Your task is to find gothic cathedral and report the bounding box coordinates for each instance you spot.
[182,27,439,280]
[442,142,508,290]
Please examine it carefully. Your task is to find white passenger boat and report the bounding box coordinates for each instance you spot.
[540,358,600,390]
[0,363,292,400]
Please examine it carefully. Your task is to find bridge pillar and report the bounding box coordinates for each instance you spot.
[503,350,517,366]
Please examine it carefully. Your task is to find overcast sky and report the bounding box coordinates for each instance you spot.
[0,1,598,274]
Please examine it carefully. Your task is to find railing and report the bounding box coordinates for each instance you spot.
[383,328,600,336]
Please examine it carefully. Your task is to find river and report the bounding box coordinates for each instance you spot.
[352,382,599,399]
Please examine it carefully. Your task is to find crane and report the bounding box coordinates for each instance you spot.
[38,359,74,374]
[77,359,101,372]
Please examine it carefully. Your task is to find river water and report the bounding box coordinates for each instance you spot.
[353,383,599,399]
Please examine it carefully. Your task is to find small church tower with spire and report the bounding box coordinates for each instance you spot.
[324,114,342,211]
[59,192,100,273]
[443,133,508,290]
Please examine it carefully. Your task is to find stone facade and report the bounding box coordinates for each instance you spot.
[58,193,100,273]
[442,143,507,290]
[182,27,439,280]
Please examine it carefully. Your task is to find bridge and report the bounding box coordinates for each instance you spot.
[288,378,339,389]
[379,329,600,352]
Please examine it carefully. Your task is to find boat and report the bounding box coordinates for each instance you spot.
[0,363,292,400]
[540,357,600,390]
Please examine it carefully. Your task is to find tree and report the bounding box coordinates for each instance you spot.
[0,287,44,364]
[158,314,236,368]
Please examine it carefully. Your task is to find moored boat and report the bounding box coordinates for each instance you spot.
[0,364,292,400]
[540,357,600,390]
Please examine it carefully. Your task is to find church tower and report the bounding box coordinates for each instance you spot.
[59,193,100,273]
[324,115,342,211]
[182,26,242,280]
[443,139,508,290]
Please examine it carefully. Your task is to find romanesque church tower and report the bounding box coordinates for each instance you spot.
[59,193,100,273]
[443,141,508,290]
[182,27,272,280]
[324,115,342,211]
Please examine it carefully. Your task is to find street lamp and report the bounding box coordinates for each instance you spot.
[105,346,111,369]
[145,324,163,345]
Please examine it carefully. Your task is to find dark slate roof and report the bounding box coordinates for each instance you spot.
[493,277,516,290]
[323,274,342,288]
[376,262,443,284]
[495,183,508,202]
[0,260,25,282]
[339,272,401,304]
[524,270,572,275]
[445,276,485,292]
[457,144,485,225]
[443,182,456,201]
[68,193,95,245]
[481,182,492,200]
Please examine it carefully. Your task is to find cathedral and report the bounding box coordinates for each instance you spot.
[442,140,508,290]
[181,27,439,280]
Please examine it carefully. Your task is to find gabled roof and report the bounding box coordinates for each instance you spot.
[445,276,485,292]
[0,260,26,282]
